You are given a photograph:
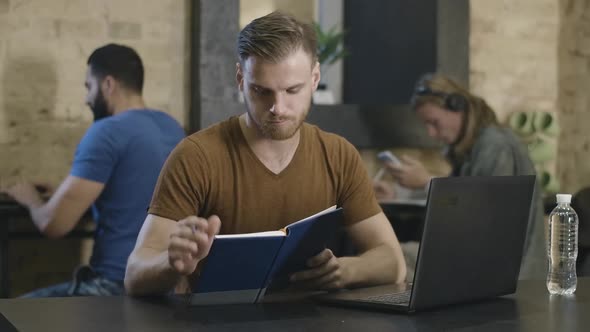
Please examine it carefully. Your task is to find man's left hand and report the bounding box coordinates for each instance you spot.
[289,249,352,290]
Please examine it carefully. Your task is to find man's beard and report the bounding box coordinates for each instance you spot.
[90,90,111,122]
[244,99,310,140]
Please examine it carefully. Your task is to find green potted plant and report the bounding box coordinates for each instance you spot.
[313,22,348,104]
[314,22,348,71]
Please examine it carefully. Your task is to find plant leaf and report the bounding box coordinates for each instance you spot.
[314,22,349,66]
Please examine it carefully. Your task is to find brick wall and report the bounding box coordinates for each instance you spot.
[470,0,590,194]
[0,0,189,184]
[240,0,315,28]
[470,0,565,194]
[470,0,560,122]
[557,0,590,193]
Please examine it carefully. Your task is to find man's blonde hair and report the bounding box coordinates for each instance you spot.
[237,11,318,65]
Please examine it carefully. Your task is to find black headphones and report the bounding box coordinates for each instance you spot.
[415,85,468,113]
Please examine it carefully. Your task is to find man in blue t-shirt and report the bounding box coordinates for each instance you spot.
[1,44,185,297]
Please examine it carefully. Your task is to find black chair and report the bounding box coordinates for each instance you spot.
[572,188,590,276]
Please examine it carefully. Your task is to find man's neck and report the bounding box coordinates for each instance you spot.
[239,114,301,174]
[111,94,147,116]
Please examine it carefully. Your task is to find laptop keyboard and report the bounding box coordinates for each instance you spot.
[363,290,411,305]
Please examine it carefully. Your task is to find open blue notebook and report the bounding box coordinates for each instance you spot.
[189,206,343,305]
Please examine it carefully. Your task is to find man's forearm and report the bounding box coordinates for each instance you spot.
[342,243,407,288]
[29,202,78,239]
[125,249,183,296]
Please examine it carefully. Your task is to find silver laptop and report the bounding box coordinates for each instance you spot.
[316,175,535,313]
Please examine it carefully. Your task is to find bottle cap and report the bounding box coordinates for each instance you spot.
[556,194,572,204]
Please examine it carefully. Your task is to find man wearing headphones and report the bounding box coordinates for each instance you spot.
[378,73,545,280]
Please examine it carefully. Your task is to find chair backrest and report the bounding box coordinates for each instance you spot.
[572,188,590,247]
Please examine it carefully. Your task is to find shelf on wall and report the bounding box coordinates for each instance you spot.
[307,104,442,149]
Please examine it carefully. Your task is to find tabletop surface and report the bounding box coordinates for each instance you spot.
[0,278,588,331]
[0,201,26,217]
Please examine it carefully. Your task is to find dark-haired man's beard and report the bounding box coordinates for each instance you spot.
[90,90,111,122]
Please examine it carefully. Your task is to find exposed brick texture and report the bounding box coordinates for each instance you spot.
[470,0,565,194]
[470,0,560,122]
[0,0,189,184]
[557,0,590,193]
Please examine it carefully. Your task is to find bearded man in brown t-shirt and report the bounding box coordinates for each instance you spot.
[124,11,407,296]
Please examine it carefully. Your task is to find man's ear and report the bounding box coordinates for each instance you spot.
[101,75,116,96]
[236,62,244,91]
[311,61,321,92]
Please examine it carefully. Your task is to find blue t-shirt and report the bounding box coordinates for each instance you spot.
[70,109,185,282]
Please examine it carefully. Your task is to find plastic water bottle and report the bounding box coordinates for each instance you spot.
[546,194,578,295]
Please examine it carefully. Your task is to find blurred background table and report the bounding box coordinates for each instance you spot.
[380,199,426,243]
[0,194,94,297]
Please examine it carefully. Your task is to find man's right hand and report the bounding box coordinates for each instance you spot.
[385,155,432,190]
[2,181,45,208]
[168,215,221,275]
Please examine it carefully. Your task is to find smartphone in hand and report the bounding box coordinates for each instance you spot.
[377,151,402,166]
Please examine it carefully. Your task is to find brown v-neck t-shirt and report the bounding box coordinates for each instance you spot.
[148,116,381,234]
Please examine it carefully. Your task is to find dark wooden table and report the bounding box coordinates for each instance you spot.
[0,201,94,297]
[0,278,588,331]
[0,202,30,298]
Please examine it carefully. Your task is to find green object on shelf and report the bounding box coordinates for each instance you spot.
[538,169,560,193]
[533,111,559,137]
[508,111,534,137]
[528,138,555,164]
